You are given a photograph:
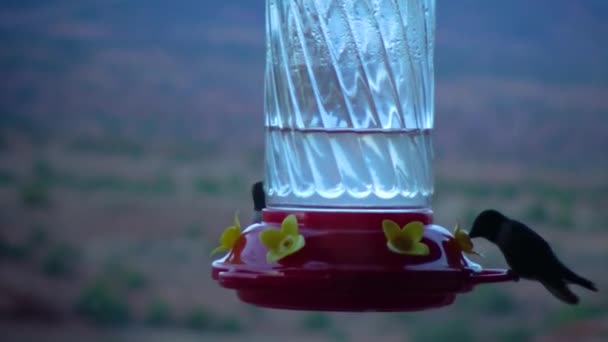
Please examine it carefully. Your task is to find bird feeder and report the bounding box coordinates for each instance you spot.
[211,0,516,311]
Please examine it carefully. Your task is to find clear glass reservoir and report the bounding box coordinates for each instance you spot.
[264,0,436,211]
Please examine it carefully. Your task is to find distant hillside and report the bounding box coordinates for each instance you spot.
[1,0,607,170]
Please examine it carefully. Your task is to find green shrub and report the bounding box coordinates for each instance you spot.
[412,320,475,342]
[121,270,146,290]
[477,288,516,316]
[495,183,519,200]
[33,159,55,182]
[0,240,31,260]
[48,172,176,195]
[184,224,203,239]
[42,243,80,277]
[144,300,173,326]
[136,175,175,195]
[497,327,533,342]
[168,144,213,162]
[554,208,575,230]
[103,262,147,291]
[75,280,130,325]
[225,175,244,193]
[247,147,264,169]
[193,175,244,195]
[215,316,244,333]
[0,225,50,260]
[548,302,607,326]
[27,225,49,248]
[455,287,516,316]
[67,136,144,158]
[0,169,16,186]
[185,306,213,331]
[20,180,50,208]
[527,182,574,207]
[523,202,549,224]
[435,180,521,200]
[85,175,175,195]
[193,178,221,195]
[328,328,349,342]
[301,312,333,332]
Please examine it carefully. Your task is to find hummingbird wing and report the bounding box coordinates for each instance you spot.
[499,220,555,279]
[510,219,597,292]
[557,261,598,291]
[503,219,596,304]
[540,278,579,305]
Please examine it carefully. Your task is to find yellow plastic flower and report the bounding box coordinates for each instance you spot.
[259,214,305,263]
[210,211,242,256]
[382,220,430,256]
[453,221,482,256]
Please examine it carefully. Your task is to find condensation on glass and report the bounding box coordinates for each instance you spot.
[264,0,436,211]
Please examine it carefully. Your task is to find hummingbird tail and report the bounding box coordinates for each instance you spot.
[560,265,598,292]
[568,274,598,292]
[541,280,579,305]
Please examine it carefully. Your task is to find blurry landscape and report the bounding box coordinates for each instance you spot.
[1,0,607,341]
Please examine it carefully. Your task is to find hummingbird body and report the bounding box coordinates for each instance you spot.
[251,181,265,224]
[470,209,597,304]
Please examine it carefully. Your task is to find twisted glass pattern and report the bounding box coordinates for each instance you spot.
[264,0,435,210]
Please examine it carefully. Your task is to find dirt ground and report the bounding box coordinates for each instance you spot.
[1,137,607,342]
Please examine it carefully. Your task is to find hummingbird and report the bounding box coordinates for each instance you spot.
[469,209,597,304]
[251,181,265,224]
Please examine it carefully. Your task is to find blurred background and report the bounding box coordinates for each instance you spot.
[1,0,607,341]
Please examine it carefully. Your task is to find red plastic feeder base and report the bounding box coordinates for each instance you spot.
[211,210,517,311]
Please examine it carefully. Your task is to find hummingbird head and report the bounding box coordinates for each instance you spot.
[252,181,266,211]
[469,209,507,242]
